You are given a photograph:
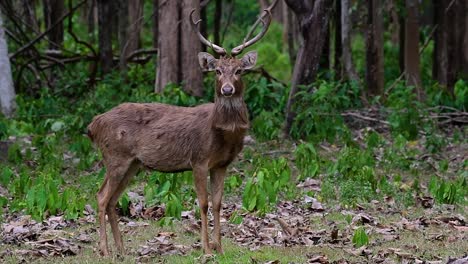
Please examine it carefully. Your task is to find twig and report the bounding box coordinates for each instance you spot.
[125,48,158,61]
[248,66,287,86]
[341,112,390,125]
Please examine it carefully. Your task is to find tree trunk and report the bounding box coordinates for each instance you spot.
[404,0,424,100]
[155,0,180,92]
[22,0,39,33]
[153,0,158,48]
[98,0,114,74]
[0,14,16,117]
[214,0,222,47]
[319,24,330,71]
[118,0,129,71]
[334,0,342,79]
[181,0,203,96]
[462,1,468,79]
[87,0,97,40]
[365,0,384,97]
[341,0,359,83]
[432,0,448,86]
[127,0,144,55]
[283,3,297,65]
[43,0,64,49]
[447,1,457,94]
[399,9,405,74]
[283,0,333,137]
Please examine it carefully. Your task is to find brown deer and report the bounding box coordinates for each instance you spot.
[87,1,276,256]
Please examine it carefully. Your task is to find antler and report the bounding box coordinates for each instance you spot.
[190,9,227,56]
[230,0,278,56]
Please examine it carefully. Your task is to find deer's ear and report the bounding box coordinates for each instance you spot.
[198,52,217,72]
[240,51,257,70]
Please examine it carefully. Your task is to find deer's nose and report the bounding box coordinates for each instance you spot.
[221,85,234,96]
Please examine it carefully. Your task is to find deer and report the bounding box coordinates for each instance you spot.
[87,1,277,256]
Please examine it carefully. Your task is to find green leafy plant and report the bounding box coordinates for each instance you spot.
[352,227,369,247]
[242,157,293,213]
[294,142,319,180]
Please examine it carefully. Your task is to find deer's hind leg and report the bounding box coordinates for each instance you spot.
[97,157,135,256]
[106,161,140,255]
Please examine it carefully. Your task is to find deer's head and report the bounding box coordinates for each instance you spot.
[198,52,257,97]
[190,1,276,98]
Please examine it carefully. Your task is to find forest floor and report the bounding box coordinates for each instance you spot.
[0,119,467,264]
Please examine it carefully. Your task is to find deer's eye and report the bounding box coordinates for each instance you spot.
[235,69,242,75]
[215,69,222,75]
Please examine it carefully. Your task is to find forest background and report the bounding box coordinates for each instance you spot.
[0,0,467,263]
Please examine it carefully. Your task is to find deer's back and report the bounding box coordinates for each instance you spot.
[88,102,229,171]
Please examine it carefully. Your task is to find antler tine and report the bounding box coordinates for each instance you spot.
[189,9,227,56]
[230,0,278,56]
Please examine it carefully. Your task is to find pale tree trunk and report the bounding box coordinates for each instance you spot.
[341,0,359,83]
[181,0,203,96]
[283,0,333,137]
[404,0,424,100]
[98,0,114,74]
[0,14,16,118]
[365,0,384,97]
[155,0,180,93]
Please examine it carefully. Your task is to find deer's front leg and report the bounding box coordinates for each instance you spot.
[193,166,211,254]
[210,167,226,254]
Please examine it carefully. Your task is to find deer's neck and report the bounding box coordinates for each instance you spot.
[211,96,249,132]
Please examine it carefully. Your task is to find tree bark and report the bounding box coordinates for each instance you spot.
[22,0,39,33]
[462,0,468,79]
[365,0,384,97]
[283,2,297,65]
[283,0,333,137]
[181,0,203,96]
[153,0,158,48]
[334,0,342,79]
[432,0,448,86]
[0,14,16,117]
[341,0,359,83]
[127,0,144,55]
[98,0,114,74]
[118,0,129,71]
[43,0,64,49]
[404,0,424,100]
[155,0,180,92]
[214,0,222,47]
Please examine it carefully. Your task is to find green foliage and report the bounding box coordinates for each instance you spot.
[294,142,319,180]
[144,171,195,220]
[352,227,369,247]
[291,80,360,142]
[386,83,422,140]
[429,176,467,205]
[242,157,293,213]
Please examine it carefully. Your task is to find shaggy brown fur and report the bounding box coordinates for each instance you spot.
[88,51,257,256]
